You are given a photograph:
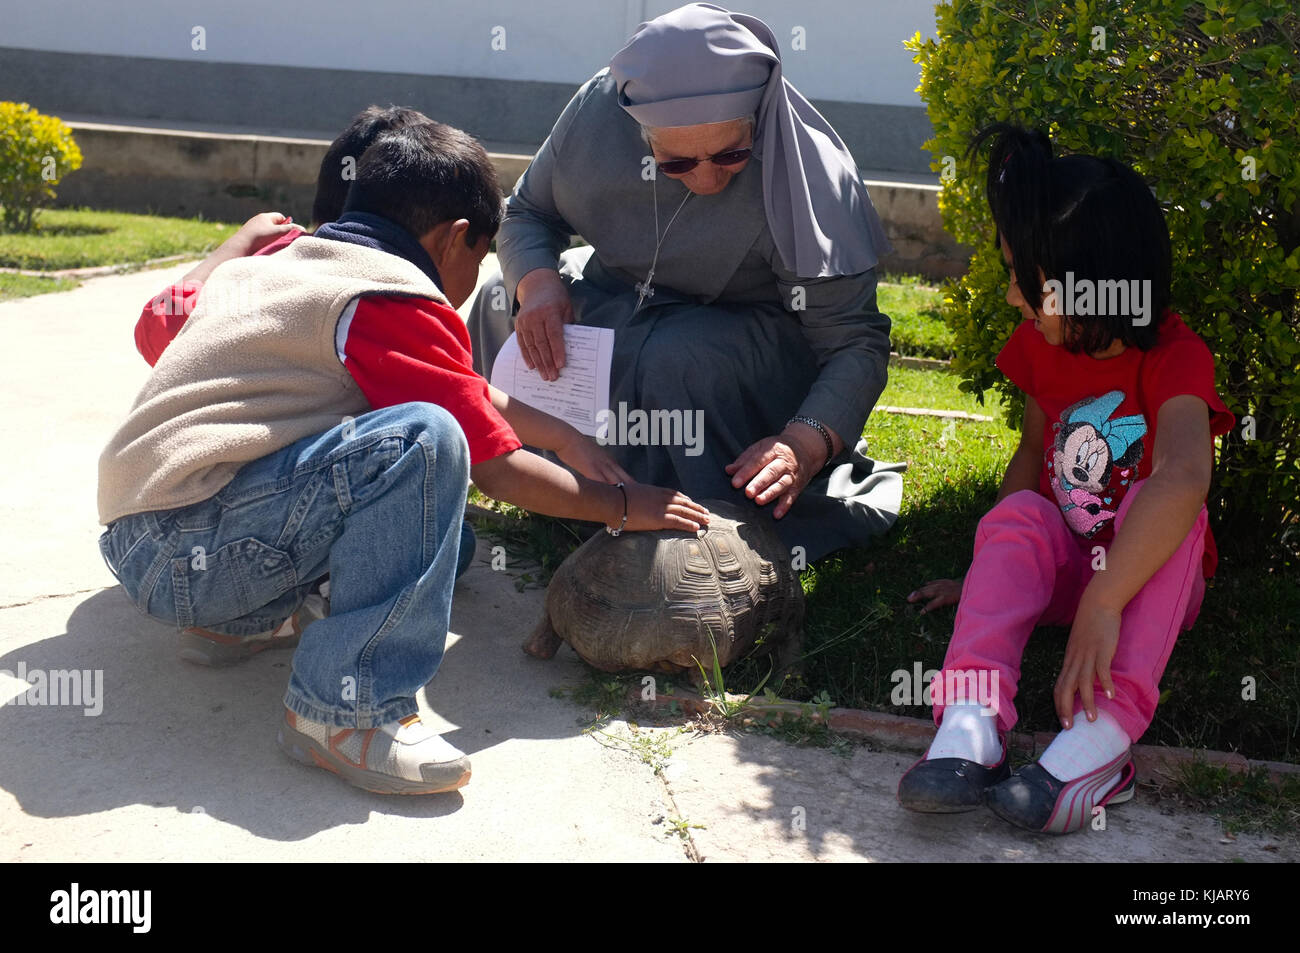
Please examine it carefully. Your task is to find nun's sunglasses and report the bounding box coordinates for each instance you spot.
[656,147,752,176]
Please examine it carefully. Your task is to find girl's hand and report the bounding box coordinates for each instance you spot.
[557,432,633,485]
[1054,599,1121,728]
[908,577,964,614]
[621,484,710,533]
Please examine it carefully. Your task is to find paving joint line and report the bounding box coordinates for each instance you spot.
[0,586,111,611]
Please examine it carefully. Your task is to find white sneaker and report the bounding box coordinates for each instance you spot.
[277,707,471,795]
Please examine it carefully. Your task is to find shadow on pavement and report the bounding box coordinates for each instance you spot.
[0,543,597,843]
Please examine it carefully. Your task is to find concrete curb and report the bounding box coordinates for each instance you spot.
[636,687,1300,784]
[0,255,192,279]
[876,406,993,422]
[888,352,951,371]
[47,120,968,280]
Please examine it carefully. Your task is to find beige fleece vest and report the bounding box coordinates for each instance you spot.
[97,236,447,524]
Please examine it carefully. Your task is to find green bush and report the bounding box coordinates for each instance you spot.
[0,102,83,233]
[907,0,1300,562]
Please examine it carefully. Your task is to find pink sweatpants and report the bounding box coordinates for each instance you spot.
[932,481,1207,742]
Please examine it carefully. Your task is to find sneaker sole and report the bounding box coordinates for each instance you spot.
[277,721,471,796]
[178,630,301,667]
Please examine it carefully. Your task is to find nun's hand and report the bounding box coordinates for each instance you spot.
[726,423,834,519]
[515,268,574,383]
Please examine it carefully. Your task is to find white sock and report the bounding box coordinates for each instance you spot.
[1039,708,1129,784]
[927,702,1001,765]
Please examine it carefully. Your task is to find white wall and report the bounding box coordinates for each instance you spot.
[0,0,936,107]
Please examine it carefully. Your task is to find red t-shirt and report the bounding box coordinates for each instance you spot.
[996,312,1234,576]
[336,295,520,465]
[135,230,302,366]
[133,233,520,466]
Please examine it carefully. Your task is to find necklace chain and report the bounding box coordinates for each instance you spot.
[635,175,692,312]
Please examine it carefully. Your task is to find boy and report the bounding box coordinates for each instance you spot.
[97,118,709,796]
[134,107,480,613]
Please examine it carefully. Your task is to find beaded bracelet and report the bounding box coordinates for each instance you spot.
[605,482,628,535]
[787,415,835,469]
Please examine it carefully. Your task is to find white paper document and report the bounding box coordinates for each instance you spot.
[489,324,614,437]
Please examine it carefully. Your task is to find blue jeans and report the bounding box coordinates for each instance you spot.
[98,403,470,728]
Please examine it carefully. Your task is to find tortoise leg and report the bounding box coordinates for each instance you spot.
[685,663,710,693]
[772,631,805,681]
[522,614,563,660]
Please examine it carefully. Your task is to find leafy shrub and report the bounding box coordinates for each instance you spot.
[0,102,83,233]
[907,0,1300,562]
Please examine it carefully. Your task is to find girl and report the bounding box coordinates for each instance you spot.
[898,124,1234,833]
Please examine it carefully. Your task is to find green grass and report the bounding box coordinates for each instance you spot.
[0,273,80,300]
[878,275,955,360]
[876,364,993,415]
[0,208,237,271]
[1166,761,1300,837]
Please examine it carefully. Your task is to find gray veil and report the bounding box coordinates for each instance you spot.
[609,2,892,278]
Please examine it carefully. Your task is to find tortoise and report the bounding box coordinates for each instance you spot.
[522,498,804,674]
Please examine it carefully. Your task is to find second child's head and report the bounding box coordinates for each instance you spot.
[344,120,504,308]
[313,106,430,228]
[973,123,1171,354]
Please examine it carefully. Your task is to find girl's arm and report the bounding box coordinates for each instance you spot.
[996,395,1046,501]
[488,384,631,485]
[1054,394,1213,727]
[910,394,1045,612]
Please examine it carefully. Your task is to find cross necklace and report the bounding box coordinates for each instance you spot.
[634,174,693,313]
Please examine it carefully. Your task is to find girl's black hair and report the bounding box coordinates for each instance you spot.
[312,106,429,227]
[969,122,1171,352]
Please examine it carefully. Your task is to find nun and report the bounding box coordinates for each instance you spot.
[467,2,903,561]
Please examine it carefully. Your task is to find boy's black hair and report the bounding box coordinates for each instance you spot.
[969,122,1171,353]
[313,105,428,227]
[344,120,503,247]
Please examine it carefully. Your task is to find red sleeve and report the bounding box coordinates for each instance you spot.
[342,295,522,465]
[135,231,301,366]
[994,320,1038,396]
[135,280,202,366]
[253,229,303,257]
[1143,317,1235,437]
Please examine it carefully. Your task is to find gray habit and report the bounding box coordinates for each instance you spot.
[467,70,903,561]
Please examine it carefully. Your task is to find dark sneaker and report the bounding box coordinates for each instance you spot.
[897,742,1011,813]
[987,750,1135,834]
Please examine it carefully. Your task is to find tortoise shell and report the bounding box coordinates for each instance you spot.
[523,499,804,673]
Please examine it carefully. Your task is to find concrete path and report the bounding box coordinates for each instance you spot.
[1,263,1294,863]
